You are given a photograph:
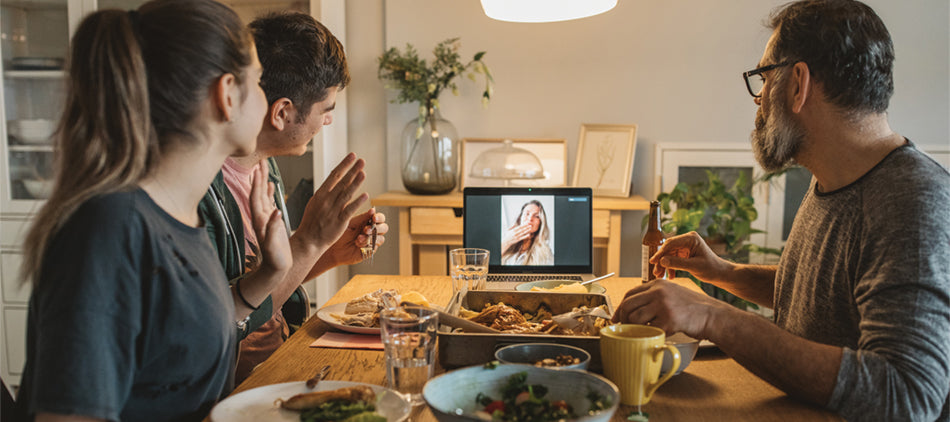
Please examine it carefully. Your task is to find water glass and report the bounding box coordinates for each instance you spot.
[449,248,489,293]
[380,306,439,406]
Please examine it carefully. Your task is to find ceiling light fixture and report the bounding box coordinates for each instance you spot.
[480,0,617,23]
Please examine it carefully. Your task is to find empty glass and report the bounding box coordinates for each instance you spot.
[449,248,489,294]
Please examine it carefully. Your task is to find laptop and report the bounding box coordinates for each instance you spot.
[463,187,595,289]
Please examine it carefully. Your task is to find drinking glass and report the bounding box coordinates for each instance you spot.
[449,248,489,293]
[380,306,439,406]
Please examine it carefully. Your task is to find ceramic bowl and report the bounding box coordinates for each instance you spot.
[423,364,619,422]
[515,279,606,294]
[661,332,700,376]
[7,119,55,144]
[494,342,591,370]
[22,179,53,199]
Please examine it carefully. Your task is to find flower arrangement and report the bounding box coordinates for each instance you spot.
[378,37,493,135]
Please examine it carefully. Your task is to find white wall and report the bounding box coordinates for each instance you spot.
[347,0,950,277]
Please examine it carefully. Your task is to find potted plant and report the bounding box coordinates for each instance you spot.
[378,37,493,194]
[645,169,781,310]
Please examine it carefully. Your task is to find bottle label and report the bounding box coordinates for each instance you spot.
[641,245,651,281]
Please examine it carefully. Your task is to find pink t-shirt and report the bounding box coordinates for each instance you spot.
[221,157,288,383]
[221,158,259,270]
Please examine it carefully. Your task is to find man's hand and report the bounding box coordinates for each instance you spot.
[611,278,734,341]
[318,208,389,268]
[292,153,369,254]
[651,231,731,283]
[250,160,291,276]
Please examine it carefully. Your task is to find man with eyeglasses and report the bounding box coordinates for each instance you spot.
[613,1,949,420]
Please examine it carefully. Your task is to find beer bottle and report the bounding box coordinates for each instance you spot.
[641,200,665,282]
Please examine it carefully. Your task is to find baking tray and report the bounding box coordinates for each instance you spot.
[438,290,612,372]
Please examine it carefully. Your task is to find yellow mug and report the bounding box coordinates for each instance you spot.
[599,324,680,406]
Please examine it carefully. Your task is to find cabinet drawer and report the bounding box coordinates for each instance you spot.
[0,217,32,248]
[410,207,463,235]
[2,251,30,304]
[3,307,27,376]
[592,209,610,238]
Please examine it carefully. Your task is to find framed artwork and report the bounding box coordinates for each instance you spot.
[460,138,567,190]
[572,123,638,197]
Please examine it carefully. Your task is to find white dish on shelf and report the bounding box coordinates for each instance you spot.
[7,119,56,144]
[22,179,53,199]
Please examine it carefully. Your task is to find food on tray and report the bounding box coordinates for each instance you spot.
[330,289,430,328]
[459,302,610,335]
[529,283,587,294]
[474,371,611,421]
[534,354,582,368]
[276,385,384,422]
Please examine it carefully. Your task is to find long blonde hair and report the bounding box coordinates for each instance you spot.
[20,0,253,284]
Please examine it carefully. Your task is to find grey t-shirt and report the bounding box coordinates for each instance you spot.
[18,189,237,422]
[774,142,950,421]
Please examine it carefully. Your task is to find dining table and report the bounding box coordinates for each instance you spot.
[209,275,842,422]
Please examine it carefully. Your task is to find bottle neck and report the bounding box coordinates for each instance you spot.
[648,203,661,230]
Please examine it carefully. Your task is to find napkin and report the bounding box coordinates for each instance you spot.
[310,332,384,350]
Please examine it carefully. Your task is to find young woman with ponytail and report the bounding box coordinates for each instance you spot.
[15,0,290,420]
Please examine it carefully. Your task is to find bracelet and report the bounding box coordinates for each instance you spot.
[234,278,259,311]
[236,315,251,333]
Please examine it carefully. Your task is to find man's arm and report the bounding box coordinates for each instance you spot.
[652,231,777,307]
[613,281,840,404]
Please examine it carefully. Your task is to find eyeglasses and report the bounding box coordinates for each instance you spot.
[742,61,791,98]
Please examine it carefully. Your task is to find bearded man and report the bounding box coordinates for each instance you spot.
[612,1,950,420]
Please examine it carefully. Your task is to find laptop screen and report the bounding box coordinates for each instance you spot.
[463,187,592,274]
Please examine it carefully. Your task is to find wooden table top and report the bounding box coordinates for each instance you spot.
[214,275,841,422]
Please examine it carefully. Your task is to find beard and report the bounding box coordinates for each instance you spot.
[750,77,806,173]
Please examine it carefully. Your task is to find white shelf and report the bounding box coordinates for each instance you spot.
[3,70,65,79]
[7,144,54,152]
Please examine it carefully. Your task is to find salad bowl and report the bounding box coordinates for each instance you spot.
[423,364,619,422]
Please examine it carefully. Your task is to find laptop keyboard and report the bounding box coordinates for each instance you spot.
[486,274,583,282]
[485,274,584,290]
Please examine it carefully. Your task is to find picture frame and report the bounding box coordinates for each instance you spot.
[572,123,638,197]
[460,138,568,190]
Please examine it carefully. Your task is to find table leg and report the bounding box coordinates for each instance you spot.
[606,210,622,275]
[398,208,412,275]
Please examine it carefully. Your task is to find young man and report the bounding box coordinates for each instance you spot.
[198,12,389,383]
[612,1,949,420]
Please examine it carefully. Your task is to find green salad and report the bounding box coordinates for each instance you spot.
[298,400,385,422]
[474,372,611,421]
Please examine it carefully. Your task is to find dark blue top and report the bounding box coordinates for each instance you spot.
[18,188,237,422]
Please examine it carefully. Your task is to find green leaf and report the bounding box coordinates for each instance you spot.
[474,51,486,61]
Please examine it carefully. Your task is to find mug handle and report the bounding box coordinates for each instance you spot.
[644,344,680,401]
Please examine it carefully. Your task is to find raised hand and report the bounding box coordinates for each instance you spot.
[250,161,292,275]
[501,222,532,251]
[292,153,369,255]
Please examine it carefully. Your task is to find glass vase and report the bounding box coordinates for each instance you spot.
[401,107,458,195]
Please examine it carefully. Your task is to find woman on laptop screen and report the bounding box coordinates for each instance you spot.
[501,198,554,265]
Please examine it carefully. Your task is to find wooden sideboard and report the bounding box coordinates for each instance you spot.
[372,190,649,276]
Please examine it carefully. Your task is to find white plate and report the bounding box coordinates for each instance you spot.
[316,302,381,335]
[210,380,410,422]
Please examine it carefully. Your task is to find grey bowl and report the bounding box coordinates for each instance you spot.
[661,332,700,376]
[495,342,591,370]
[515,279,607,294]
[423,364,619,422]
